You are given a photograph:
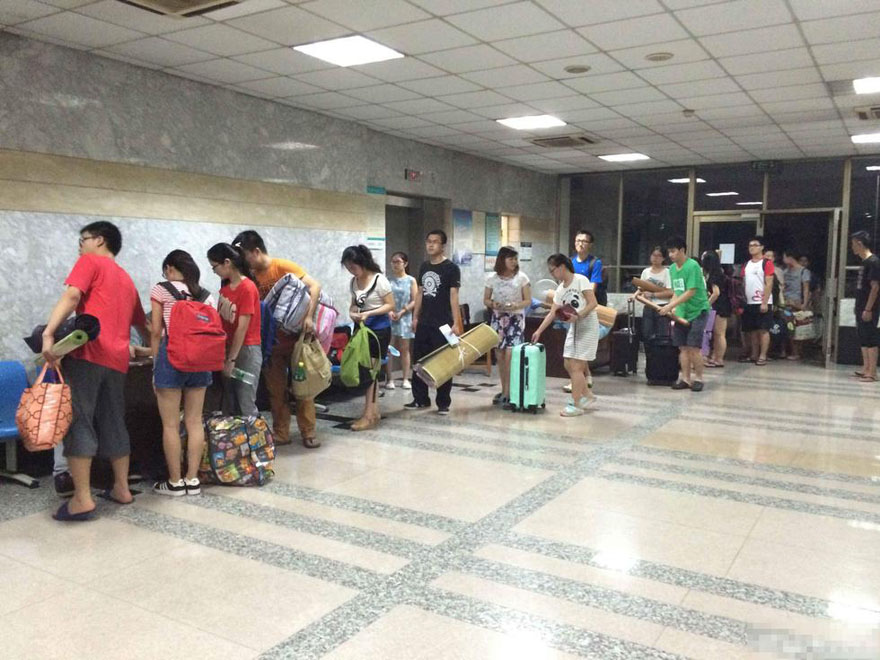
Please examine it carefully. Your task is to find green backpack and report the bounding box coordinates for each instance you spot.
[339,322,381,387]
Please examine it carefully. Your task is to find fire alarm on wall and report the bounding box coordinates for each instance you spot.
[405,169,422,182]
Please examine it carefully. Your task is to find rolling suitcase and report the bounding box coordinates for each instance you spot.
[509,343,546,414]
[611,299,638,376]
[645,342,679,386]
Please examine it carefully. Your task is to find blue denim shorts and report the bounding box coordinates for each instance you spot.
[153,338,213,389]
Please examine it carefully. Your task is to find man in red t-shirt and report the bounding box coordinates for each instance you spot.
[42,222,149,521]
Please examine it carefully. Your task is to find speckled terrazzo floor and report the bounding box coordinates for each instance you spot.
[2,359,879,659]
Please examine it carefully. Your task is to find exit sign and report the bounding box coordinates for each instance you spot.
[751,160,782,174]
[405,168,422,182]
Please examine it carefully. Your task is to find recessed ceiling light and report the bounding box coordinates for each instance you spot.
[563,64,592,74]
[645,52,674,62]
[853,77,880,95]
[706,191,739,196]
[852,132,880,144]
[668,177,706,183]
[867,165,880,171]
[265,141,319,150]
[294,36,403,67]
[736,201,763,206]
[598,153,650,162]
[496,115,566,130]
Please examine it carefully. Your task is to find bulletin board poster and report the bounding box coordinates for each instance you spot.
[452,208,474,266]
[485,212,502,257]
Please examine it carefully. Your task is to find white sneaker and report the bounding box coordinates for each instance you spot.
[385,380,396,390]
[577,396,596,410]
[560,404,584,417]
[184,477,201,496]
[563,382,572,393]
[401,379,411,390]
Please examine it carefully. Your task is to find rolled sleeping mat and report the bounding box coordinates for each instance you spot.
[634,293,690,327]
[631,277,671,295]
[595,304,618,328]
[24,314,100,353]
[413,323,499,389]
[34,329,90,365]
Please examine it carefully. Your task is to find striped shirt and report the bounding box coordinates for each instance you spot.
[149,281,216,334]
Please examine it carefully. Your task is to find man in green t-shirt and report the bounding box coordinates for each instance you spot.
[660,236,711,391]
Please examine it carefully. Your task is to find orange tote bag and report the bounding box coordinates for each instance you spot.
[15,363,73,451]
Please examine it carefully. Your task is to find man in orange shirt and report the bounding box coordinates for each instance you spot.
[233,230,322,448]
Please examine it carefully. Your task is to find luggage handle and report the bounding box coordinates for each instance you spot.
[523,357,529,391]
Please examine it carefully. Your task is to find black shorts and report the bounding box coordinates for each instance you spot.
[856,311,880,348]
[742,305,772,332]
[672,310,709,348]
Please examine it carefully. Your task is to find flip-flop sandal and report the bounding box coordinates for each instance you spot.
[302,437,321,449]
[859,376,878,383]
[705,362,725,368]
[738,356,753,363]
[755,358,768,366]
[52,501,96,522]
[97,488,140,505]
[853,371,866,378]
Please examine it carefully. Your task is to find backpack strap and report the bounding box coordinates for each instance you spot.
[159,281,188,301]
[194,288,211,303]
[355,274,380,309]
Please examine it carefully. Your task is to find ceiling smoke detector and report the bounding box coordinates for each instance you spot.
[645,52,674,62]
[116,0,239,17]
[529,135,599,149]
[563,64,592,74]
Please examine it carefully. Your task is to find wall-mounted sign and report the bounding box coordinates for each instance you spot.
[405,169,422,182]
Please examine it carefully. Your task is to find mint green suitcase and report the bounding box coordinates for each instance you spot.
[509,343,546,413]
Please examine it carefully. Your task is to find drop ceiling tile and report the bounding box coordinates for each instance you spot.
[801,13,880,45]
[492,30,597,62]
[577,13,688,51]
[383,97,456,115]
[300,0,430,31]
[205,0,286,21]
[610,38,711,70]
[228,6,348,46]
[675,0,792,36]
[290,91,365,109]
[533,0,664,27]
[448,119,506,133]
[615,99,684,117]
[233,48,331,76]
[818,60,880,81]
[75,0,210,35]
[437,89,514,108]
[401,124,465,137]
[40,0,96,7]
[498,81,579,101]
[530,53,625,79]
[398,75,482,96]
[420,108,485,124]
[175,58,270,84]
[333,104,403,120]
[462,65,549,87]
[353,58,446,82]
[720,47,814,75]
[445,1,564,42]
[760,97,835,114]
[591,86,667,105]
[16,12,144,48]
[699,24,804,59]
[789,0,880,21]
[659,77,741,99]
[408,0,504,15]
[164,24,277,57]
[344,84,421,103]
[234,76,324,98]
[369,116,435,129]
[750,83,830,103]
[563,71,646,94]
[678,91,755,110]
[561,106,626,122]
[103,37,215,67]
[293,68,379,90]
[637,60,727,85]
[366,19,477,55]
[735,67,822,91]
[812,38,880,66]
[418,44,515,73]
[471,102,542,118]
[578,117,644,131]
[696,104,766,119]
[527,95,599,113]
[95,49,162,70]
[0,0,60,25]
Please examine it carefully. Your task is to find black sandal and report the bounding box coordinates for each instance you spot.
[302,437,321,449]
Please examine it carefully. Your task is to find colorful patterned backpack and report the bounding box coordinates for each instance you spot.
[199,413,275,486]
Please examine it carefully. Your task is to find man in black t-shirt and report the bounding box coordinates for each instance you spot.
[852,231,880,383]
[405,229,463,414]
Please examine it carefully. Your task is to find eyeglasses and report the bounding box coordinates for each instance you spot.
[748,243,762,247]
[78,235,99,246]
[210,262,222,271]
[574,239,591,244]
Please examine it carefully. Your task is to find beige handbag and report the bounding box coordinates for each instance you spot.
[291,335,332,400]
[16,363,73,451]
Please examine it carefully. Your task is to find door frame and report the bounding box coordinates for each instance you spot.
[692,207,844,367]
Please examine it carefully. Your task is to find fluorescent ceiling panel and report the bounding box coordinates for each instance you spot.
[294,36,403,67]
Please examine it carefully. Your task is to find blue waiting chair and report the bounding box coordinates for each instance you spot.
[0,361,40,488]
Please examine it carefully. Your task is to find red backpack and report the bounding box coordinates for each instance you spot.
[160,282,226,372]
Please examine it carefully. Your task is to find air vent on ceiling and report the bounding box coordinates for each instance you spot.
[116,0,239,17]
[855,106,880,121]
[529,135,599,149]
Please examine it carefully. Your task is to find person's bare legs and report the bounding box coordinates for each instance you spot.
[66,456,96,515]
[759,330,770,362]
[583,361,596,402]
[747,331,759,361]
[678,348,691,385]
[385,339,395,384]
[712,316,728,365]
[182,388,206,480]
[565,358,587,404]
[688,347,704,383]
[156,387,184,482]
[109,454,133,504]
[399,338,411,382]
[497,348,510,398]
[866,346,878,379]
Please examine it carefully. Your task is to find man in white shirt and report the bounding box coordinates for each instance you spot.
[739,237,774,366]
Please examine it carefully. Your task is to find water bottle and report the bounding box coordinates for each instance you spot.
[230,368,256,385]
[293,360,306,382]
